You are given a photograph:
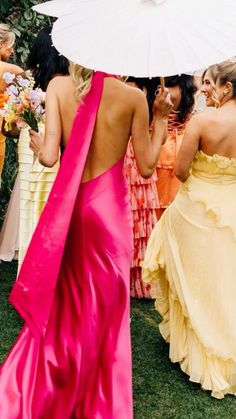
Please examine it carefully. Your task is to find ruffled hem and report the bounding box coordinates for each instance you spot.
[157,289,236,399]
[129,184,159,210]
[142,258,236,398]
[124,141,158,186]
[130,267,152,299]
[132,209,158,239]
[132,237,148,267]
[184,177,236,242]
[131,208,158,268]
[142,208,236,399]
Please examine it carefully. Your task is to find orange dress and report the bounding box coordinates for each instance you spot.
[124,140,159,298]
[0,62,21,186]
[156,113,189,218]
[0,117,5,185]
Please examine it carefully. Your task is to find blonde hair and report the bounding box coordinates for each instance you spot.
[0,23,15,47]
[69,62,93,102]
[207,60,236,106]
[203,65,220,108]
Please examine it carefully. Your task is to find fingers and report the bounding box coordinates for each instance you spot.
[29,129,38,137]
[162,87,169,98]
[29,130,41,155]
[155,86,169,96]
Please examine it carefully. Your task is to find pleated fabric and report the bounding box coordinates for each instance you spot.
[18,126,59,269]
[124,139,158,298]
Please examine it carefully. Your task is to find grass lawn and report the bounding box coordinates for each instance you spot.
[0,261,236,418]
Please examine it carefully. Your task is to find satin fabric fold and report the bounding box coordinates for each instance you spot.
[0,73,133,417]
[9,71,105,336]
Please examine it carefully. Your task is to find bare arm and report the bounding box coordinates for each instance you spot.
[29,79,61,167]
[131,88,172,178]
[3,63,22,74]
[174,114,201,181]
[0,63,23,93]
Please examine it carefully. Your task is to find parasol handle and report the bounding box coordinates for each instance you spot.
[160,76,165,89]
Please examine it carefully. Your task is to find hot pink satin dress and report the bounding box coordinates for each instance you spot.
[0,72,133,418]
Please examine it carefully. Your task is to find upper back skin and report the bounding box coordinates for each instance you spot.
[53,75,141,181]
[198,102,236,158]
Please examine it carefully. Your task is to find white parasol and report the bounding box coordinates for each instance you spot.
[33,0,77,18]
[34,0,236,77]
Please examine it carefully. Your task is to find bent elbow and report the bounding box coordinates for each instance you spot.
[174,167,189,182]
[38,155,58,168]
[138,165,155,179]
[174,167,181,179]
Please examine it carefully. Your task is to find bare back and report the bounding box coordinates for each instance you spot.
[53,75,139,181]
[199,102,236,158]
[174,100,236,182]
[43,73,168,179]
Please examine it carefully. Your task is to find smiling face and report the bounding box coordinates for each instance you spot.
[201,70,215,107]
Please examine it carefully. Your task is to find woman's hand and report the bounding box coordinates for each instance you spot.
[29,129,44,156]
[153,87,173,120]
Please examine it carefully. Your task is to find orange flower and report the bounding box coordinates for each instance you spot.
[0,92,9,108]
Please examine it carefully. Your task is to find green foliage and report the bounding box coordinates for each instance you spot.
[0,139,18,223]
[0,0,53,68]
[0,1,52,209]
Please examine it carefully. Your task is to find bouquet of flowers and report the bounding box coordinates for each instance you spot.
[0,71,45,132]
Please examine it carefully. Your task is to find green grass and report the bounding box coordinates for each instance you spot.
[0,262,236,418]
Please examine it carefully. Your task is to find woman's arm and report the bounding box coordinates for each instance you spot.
[131,87,172,178]
[174,114,202,182]
[29,79,61,167]
[0,63,23,93]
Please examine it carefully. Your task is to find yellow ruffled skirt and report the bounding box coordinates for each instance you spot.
[142,174,236,399]
[18,128,59,268]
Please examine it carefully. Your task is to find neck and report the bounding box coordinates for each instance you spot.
[219,97,236,109]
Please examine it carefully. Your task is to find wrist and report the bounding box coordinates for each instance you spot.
[153,114,169,123]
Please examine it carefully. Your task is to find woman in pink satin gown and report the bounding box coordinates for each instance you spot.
[0,65,172,418]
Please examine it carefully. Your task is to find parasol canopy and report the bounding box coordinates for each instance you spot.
[34,0,236,77]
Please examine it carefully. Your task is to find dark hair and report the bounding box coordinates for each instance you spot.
[149,75,197,123]
[127,77,158,122]
[27,26,69,91]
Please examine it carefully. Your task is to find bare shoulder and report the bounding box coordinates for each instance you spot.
[47,75,71,90]
[46,76,73,99]
[188,110,218,129]
[105,77,146,101]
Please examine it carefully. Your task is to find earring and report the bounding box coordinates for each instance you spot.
[223,90,229,96]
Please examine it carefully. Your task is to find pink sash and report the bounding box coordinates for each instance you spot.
[9,71,105,336]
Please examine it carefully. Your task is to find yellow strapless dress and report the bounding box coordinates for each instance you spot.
[142,150,236,399]
[18,126,59,269]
